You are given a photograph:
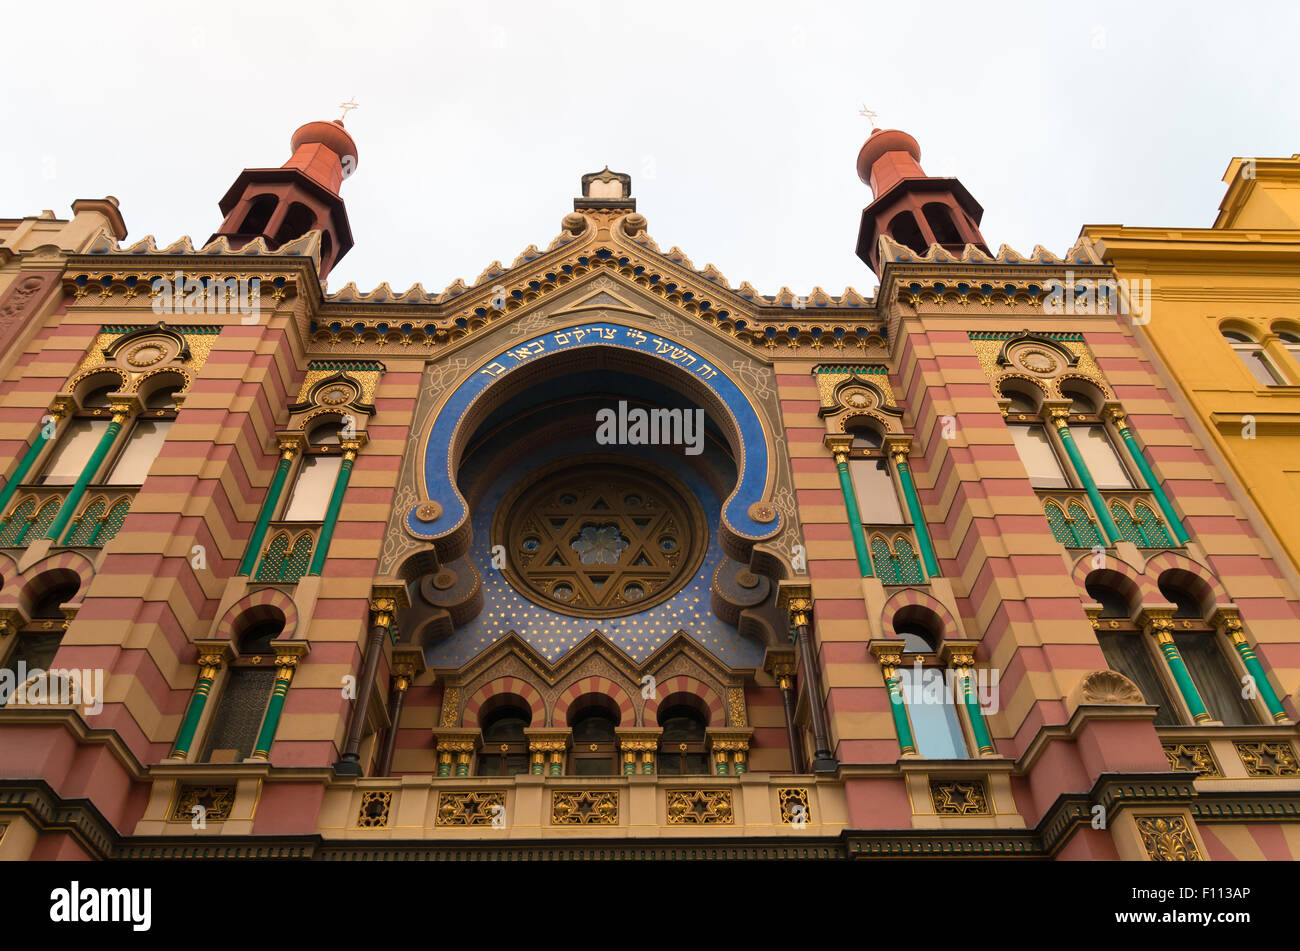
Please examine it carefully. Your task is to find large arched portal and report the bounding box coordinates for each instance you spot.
[396,321,791,668]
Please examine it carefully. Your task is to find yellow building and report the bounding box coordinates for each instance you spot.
[1083,155,1300,581]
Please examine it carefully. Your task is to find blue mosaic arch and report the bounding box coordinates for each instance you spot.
[407,322,780,546]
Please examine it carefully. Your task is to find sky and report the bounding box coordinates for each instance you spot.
[4,1,1298,298]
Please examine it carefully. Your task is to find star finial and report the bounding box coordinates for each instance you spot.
[338,97,359,123]
[858,105,878,129]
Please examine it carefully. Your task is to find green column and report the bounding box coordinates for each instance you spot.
[1152,624,1210,723]
[45,410,128,543]
[833,452,873,577]
[957,665,996,756]
[238,443,297,576]
[1052,416,1121,544]
[1111,413,1190,545]
[1223,620,1288,721]
[250,659,297,759]
[891,449,939,578]
[883,660,917,756]
[307,447,357,576]
[0,412,61,515]
[168,651,224,759]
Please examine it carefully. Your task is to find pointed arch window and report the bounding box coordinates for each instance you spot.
[1044,499,1104,548]
[870,533,924,584]
[254,530,315,583]
[1109,499,1174,548]
[65,496,131,547]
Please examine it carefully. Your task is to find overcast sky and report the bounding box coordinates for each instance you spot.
[6,1,1298,298]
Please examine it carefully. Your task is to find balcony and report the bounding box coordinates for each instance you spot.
[1038,489,1179,550]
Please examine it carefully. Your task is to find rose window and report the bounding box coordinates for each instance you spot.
[492,458,707,617]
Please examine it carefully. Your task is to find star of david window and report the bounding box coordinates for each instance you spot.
[492,459,707,618]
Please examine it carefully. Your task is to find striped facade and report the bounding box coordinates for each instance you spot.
[0,125,1297,862]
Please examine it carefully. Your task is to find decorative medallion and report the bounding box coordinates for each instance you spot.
[1136,815,1203,861]
[435,790,507,826]
[416,501,442,522]
[841,386,874,409]
[492,457,706,618]
[320,384,355,405]
[551,790,619,825]
[929,779,990,816]
[356,791,393,828]
[1234,741,1299,777]
[666,789,734,825]
[778,787,811,825]
[1162,743,1220,777]
[170,784,235,821]
[1015,348,1058,374]
[747,502,777,524]
[125,342,168,367]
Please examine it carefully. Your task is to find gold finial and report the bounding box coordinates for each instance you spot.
[338,97,359,122]
[858,106,878,130]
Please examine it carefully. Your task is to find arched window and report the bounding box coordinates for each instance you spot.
[569,702,619,775]
[870,534,925,584]
[896,620,936,653]
[1085,578,1177,725]
[202,617,281,762]
[477,704,531,776]
[281,420,345,522]
[0,581,78,698]
[65,495,131,547]
[1222,329,1285,385]
[1002,385,1071,489]
[1158,576,1256,725]
[1278,328,1300,362]
[1086,580,1131,619]
[39,383,119,486]
[888,211,927,255]
[1061,385,1097,415]
[107,385,180,484]
[239,194,278,236]
[896,659,968,759]
[922,202,962,246]
[272,202,316,248]
[656,702,709,775]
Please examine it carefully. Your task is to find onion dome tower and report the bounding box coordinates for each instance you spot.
[210,119,358,279]
[854,126,988,276]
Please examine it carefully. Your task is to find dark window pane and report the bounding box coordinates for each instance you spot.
[2,633,64,693]
[1097,633,1178,726]
[202,668,275,761]
[1174,633,1257,726]
[573,757,616,776]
